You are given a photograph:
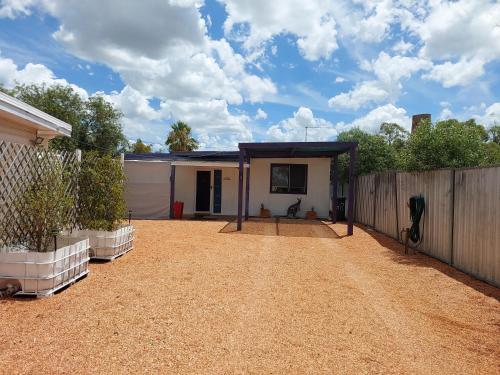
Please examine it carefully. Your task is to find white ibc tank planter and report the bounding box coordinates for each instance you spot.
[69,225,134,260]
[0,237,90,297]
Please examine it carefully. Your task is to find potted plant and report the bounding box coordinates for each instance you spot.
[69,152,134,260]
[306,206,317,220]
[0,161,90,297]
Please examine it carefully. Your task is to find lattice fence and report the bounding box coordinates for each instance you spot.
[0,141,80,248]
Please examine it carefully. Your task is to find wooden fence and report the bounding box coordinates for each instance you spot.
[355,166,500,287]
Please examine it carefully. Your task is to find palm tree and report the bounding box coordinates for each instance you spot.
[165,121,199,152]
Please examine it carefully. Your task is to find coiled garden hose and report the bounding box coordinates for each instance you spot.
[409,195,425,243]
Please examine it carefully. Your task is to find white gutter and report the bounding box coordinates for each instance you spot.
[172,160,250,168]
[0,91,72,137]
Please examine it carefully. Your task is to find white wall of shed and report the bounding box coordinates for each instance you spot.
[124,161,171,219]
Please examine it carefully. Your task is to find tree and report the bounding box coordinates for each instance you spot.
[131,139,152,153]
[400,119,488,171]
[77,152,126,231]
[337,128,397,181]
[483,142,500,165]
[84,95,126,155]
[165,121,199,152]
[489,125,500,144]
[379,122,409,150]
[4,83,126,155]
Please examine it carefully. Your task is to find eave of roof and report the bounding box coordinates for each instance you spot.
[0,91,72,137]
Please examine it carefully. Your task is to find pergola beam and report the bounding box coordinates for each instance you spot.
[237,142,357,234]
[245,155,250,220]
[237,150,244,230]
[347,146,356,235]
[169,164,176,219]
[331,155,338,224]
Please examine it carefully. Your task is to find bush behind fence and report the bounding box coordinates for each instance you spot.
[355,166,500,287]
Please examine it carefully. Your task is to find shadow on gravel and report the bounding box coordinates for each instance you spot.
[360,225,500,301]
[220,217,343,239]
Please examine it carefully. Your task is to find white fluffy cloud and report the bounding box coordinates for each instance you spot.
[343,103,411,133]
[266,106,337,141]
[221,0,339,61]
[423,58,485,87]
[473,102,500,127]
[328,81,390,110]
[255,108,267,120]
[0,0,37,18]
[162,99,253,149]
[329,52,431,110]
[417,0,500,87]
[0,53,88,98]
[22,0,276,145]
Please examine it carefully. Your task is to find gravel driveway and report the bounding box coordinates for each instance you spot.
[1,219,499,374]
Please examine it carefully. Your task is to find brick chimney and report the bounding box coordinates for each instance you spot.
[412,114,431,133]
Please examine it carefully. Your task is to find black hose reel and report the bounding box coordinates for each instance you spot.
[401,195,425,254]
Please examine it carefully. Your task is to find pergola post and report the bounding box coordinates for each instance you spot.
[169,164,176,219]
[331,155,338,224]
[244,155,250,221]
[237,149,244,230]
[347,146,356,235]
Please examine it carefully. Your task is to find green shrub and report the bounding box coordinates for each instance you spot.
[77,151,126,231]
[15,163,74,252]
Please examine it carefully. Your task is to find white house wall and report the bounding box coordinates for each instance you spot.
[124,161,171,219]
[175,166,245,215]
[249,158,331,218]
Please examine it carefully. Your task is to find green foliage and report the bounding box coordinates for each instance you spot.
[5,84,126,155]
[165,121,199,152]
[379,122,409,150]
[489,125,500,144]
[337,128,397,181]
[77,152,126,231]
[130,139,152,153]
[15,162,74,252]
[483,142,500,165]
[400,119,488,171]
[84,95,127,155]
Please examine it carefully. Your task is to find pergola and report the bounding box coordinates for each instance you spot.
[237,141,358,235]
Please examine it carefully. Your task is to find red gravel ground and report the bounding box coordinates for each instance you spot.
[0,219,499,374]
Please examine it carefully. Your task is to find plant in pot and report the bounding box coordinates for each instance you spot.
[72,152,134,260]
[0,162,90,297]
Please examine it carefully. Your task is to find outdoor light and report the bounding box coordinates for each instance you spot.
[34,136,44,145]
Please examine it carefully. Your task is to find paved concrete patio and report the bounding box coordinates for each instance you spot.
[0,220,499,374]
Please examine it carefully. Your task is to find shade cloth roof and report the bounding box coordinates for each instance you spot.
[125,142,357,162]
[124,151,240,162]
[239,142,357,158]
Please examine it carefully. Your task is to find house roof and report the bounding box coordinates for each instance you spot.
[239,141,357,158]
[125,142,358,162]
[125,151,240,162]
[0,91,72,137]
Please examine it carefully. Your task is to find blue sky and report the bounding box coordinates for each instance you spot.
[0,0,499,150]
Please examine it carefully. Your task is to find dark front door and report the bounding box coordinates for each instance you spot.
[196,171,211,212]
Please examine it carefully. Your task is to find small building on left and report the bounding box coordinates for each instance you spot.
[0,91,71,146]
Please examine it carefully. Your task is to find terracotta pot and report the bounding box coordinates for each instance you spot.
[305,211,317,220]
[260,208,271,218]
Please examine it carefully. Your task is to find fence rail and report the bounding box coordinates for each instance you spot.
[355,166,500,287]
